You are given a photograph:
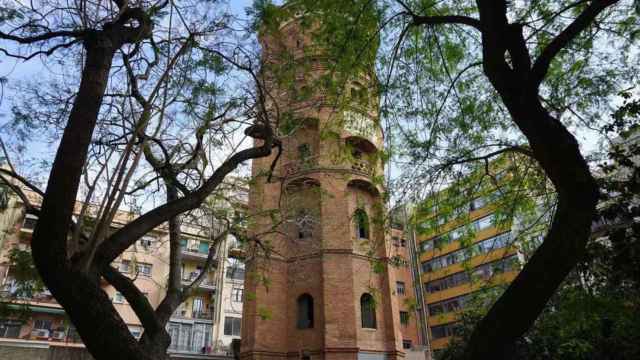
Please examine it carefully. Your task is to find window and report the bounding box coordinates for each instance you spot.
[22,213,38,230]
[360,293,376,329]
[425,271,470,294]
[469,196,488,211]
[298,143,312,163]
[113,292,125,303]
[129,326,142,339]
[224,317,241,336]
[67,326,81,342]
[396,281,406,296]
[350,85,368,105]
[399,311,409,326]
[421,232,512,273]
[297,294,314,329]
[400,239,406,247]
[226,267,245,280]
[392,236,400,247]
[296,210,314,239]
[139,235,155,249]
[34,319,52,330]
[428,295,468,316]
[419,240,433,253]
[354,209,369,239]
[198,241,210,254]
[0,184,8,210]
[424,255,518,293]
[232,288,243,302]
[402,340,412,349]
[0,320,22,338]
[192,297,204,314]
[136,263,152,277]
[119,260,131,273]
[431,322,459,340]
[474,214,494,231]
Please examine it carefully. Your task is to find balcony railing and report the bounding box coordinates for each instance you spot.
[351,159,373,175]
[280,156,375,178]
[343,110,382,147]
[171,310,213,321]
[180,246,214,262]
[0,284,59,305]
[192,311,213,320]
[181,273,216,291]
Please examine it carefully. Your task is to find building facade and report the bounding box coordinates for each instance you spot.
[0,185,247,358]
[388,223,427,355]
[411,159,549,357]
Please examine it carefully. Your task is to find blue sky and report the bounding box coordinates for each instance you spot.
[0,0,264,181]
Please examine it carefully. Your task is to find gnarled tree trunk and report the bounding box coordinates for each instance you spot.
[31,33,156,360]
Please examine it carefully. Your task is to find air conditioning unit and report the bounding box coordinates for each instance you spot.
[51,331,66,341]
[31,329,50,338]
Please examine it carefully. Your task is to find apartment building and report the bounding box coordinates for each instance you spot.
[0,184,247,358]
[388,220,428,356]
[413,161,548,357]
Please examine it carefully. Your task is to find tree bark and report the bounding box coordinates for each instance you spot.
[138,183,182,356]
[30,33,155,360]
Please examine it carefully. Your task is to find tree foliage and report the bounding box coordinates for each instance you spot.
[282,0,639,358]
[0,0,280,359]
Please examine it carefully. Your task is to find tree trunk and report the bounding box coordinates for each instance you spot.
[463,78,599,360]
[30,33,154,360]
[139,183,182,356]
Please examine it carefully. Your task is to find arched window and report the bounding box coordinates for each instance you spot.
[297,294,314,329]
[354,209,369,239]
[296,210,314,240]
[360,293,376,329]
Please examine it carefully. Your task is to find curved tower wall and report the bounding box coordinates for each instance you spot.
[242,9,403,360]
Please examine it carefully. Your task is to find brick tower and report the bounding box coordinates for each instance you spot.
[241,6,403,360]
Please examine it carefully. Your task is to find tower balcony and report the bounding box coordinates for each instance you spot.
[351,159,374,176]
[281,155,376,178]
[343,110,382,148]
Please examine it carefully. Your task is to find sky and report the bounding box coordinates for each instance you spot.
[0,0,262,182]
[0,0,627,206]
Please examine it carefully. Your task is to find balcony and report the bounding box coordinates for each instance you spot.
[351,159,373,175]
[171,309,214,321]
[0,282,59,306]
[343,110,382,147]
[181,273,216,292]
[181,246,214,262]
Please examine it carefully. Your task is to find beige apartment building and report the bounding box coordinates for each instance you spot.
[0,184,247,358]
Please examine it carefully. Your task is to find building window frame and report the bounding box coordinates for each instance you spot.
[224,317,242,336]
[360,293,376,329]
[297,293,314,329]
